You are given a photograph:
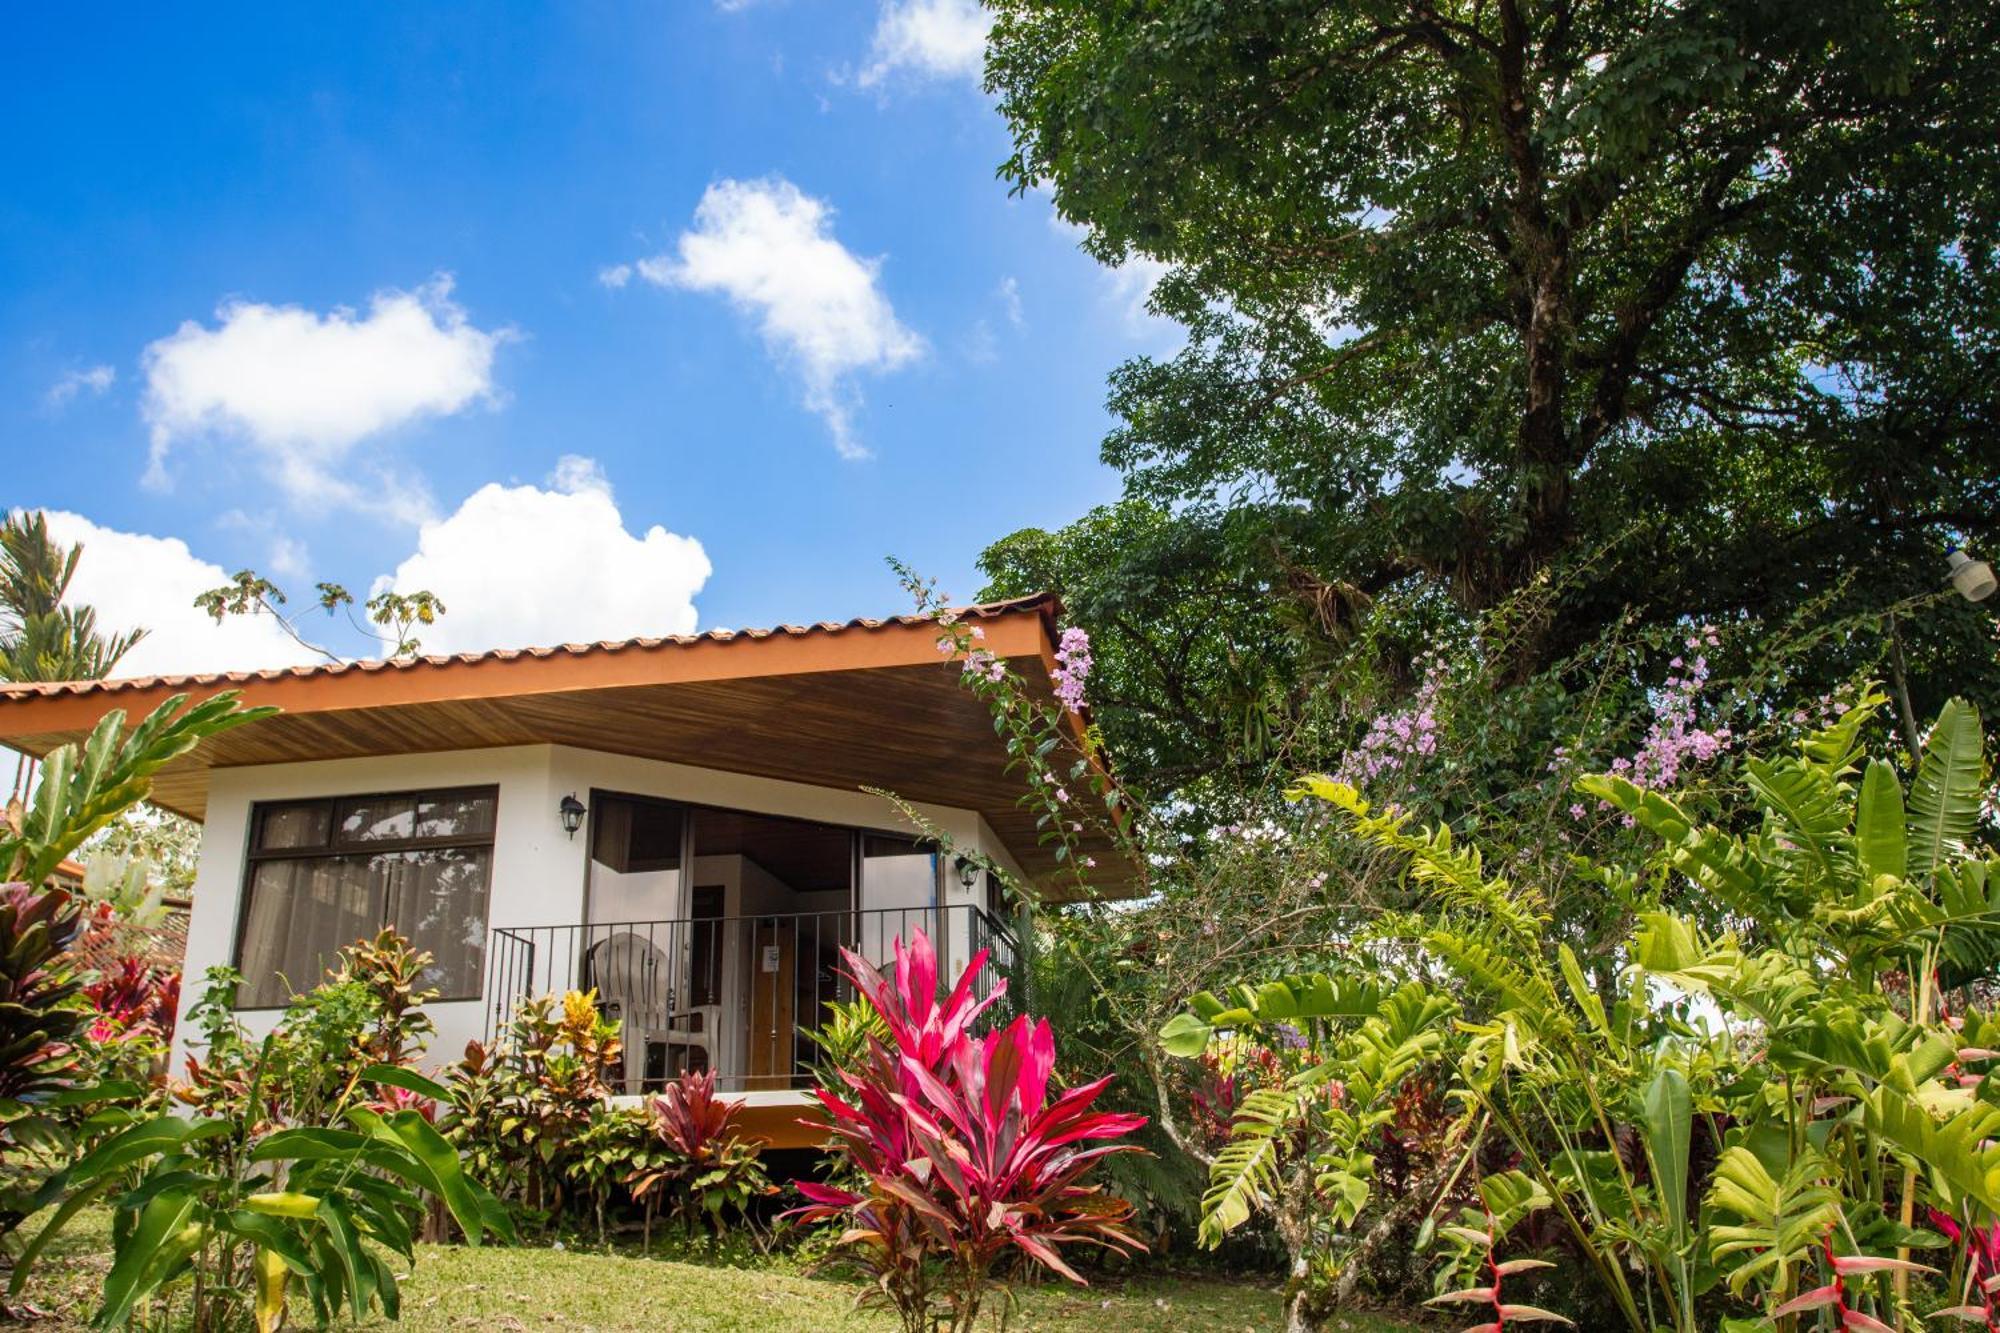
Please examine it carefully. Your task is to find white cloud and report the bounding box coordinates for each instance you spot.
[140,276,509,519]
[628,177,923,459]
[858,0,989,88]
[597,263,633,290]
[997,276,1024,329]
[378,457,711,654]
[29,510,320,678]
[46,364,115,408]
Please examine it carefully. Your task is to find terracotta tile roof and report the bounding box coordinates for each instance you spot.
[0,593,1058,702]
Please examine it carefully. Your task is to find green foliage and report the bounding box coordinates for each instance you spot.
[178,933,441,1133]
[985,0,2000,767]
[15,1065,507,1330]
[441,989,621,1227]
[195,570,447,663]
[13,935,507,1330]
[1170,692,2000,1330]
[3,691,274,888]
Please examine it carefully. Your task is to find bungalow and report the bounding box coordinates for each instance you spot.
[0,594,1123,1145]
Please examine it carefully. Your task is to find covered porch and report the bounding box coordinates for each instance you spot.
[486,903,1017,1095]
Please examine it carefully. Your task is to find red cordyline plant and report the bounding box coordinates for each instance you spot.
[788,928,1149,1333]
[629,1067,771,1235]
[82,956,180,1042]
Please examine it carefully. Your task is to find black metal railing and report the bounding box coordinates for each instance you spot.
[484,904,1018,1095]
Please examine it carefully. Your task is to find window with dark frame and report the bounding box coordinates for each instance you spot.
[234,786,499,1008]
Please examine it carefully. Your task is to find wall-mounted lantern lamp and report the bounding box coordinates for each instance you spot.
[953,854,981,891]
[559,793,587,840]
[1949,548,1998,603]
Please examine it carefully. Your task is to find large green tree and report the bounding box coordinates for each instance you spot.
[984,0,2000,791]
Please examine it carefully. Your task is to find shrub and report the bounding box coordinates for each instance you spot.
[443,989,620,1228]
[1169,691,2000,1331]
[789,928,1148,1333]
[15,935,508,1330]
[628,1068,771,1240]
[14,1052,509,1330]
[177,931,442,1133]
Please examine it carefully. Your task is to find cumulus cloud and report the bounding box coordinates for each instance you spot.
[858,0,989,87]
[29,510,320,678]
[140,276,509,520]
[597,263,633,290]
[377,456,710,654]
[627,177,922,459]
[46,364,115,408]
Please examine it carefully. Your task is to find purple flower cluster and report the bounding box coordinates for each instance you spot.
[1610,627,1731,791]
[1052,625,1093,713]
[1333,658,1444,790]
[959,648,1007,683]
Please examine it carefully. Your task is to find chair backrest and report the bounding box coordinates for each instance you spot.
[585,931,668,1016]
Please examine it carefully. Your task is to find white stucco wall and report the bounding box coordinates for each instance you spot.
[172,742,1015,1077]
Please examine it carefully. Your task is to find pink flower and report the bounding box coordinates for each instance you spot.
[1052,626,1093,713]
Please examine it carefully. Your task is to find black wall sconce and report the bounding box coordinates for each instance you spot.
[953,854,981,891]
[559,793,587,839]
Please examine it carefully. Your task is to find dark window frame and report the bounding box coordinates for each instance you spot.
[234,784,500,1009]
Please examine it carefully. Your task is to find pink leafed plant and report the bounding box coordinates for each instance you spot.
[787,928,1148,1333]
[83,956,181,1040]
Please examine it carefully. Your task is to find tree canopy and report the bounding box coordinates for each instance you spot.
[984,0,2000,794]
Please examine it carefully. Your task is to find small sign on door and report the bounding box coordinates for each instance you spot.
[761,944,782,974]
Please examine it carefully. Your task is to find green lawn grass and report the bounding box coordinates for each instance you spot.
[22,1210,1427,1332]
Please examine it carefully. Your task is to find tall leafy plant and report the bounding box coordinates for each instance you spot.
[790,929,1148,1333]
[14,1054,508,1330]
[0,691,270,1291]
[1169,691,2000,1331]
[442,989,621,1225]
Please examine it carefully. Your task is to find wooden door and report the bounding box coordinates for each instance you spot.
[747,919,796,1088]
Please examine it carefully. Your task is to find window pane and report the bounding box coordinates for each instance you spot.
[336,795,416,844]
[415,790,496,840]
[384,848,492,1000]
[236,856,389,1007]
[256,803,330,851]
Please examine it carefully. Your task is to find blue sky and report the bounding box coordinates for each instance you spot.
[1,3,1168,674]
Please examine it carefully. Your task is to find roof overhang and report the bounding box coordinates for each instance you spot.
[0,596,1134,899]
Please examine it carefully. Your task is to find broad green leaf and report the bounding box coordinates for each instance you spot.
[95,1189,199,1330]
[1856,758,1907,881]
[1642,1067,1693,1250]
[1909,698,1985,881]
[1158,1011,1213,1058]
[358,1064,451,1102]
